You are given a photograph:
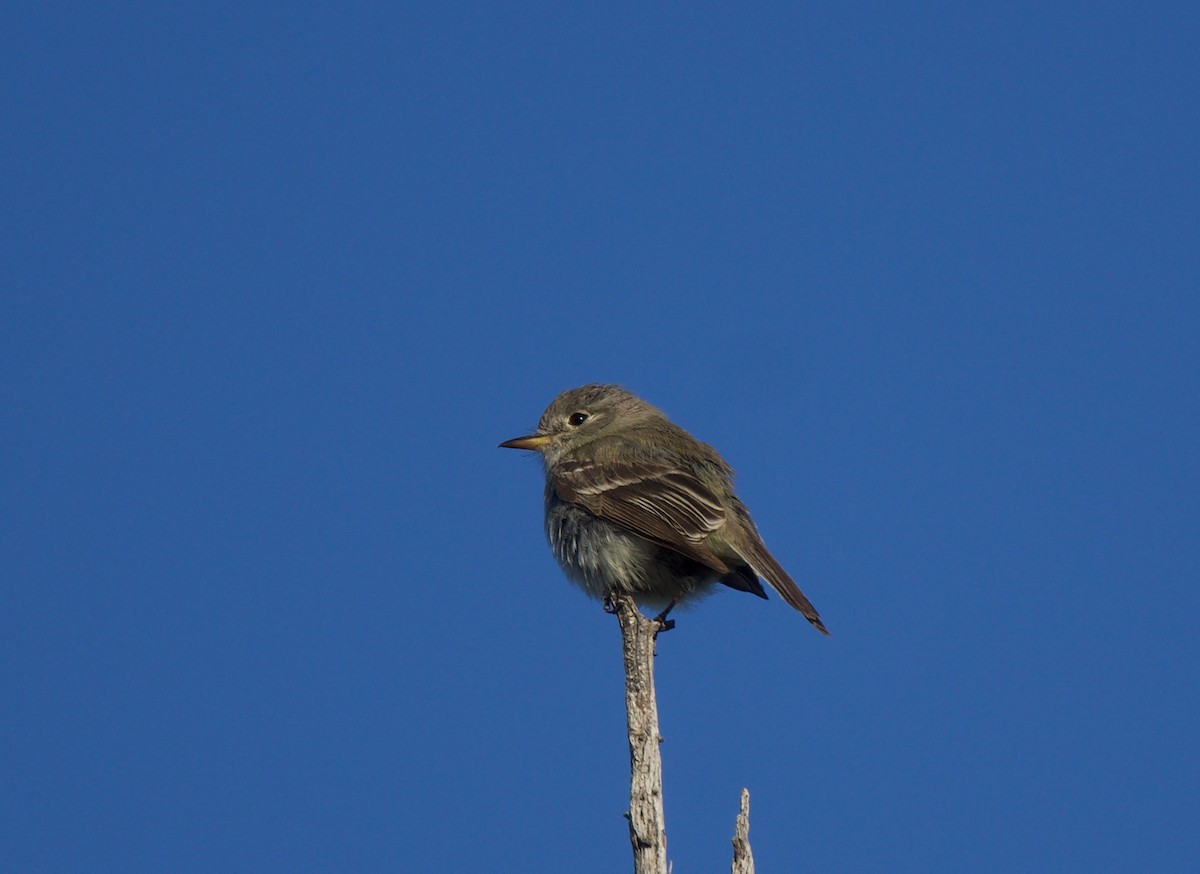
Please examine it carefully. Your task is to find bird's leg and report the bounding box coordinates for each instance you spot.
[652,600,677,635]
[605,591,675,635]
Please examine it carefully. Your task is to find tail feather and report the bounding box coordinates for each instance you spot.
[740,537,829,635]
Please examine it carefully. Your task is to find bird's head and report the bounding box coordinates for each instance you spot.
[499,384,660,464]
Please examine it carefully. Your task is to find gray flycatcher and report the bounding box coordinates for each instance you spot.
[500,384,828,634]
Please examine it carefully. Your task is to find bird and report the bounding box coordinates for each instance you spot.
[499,384,828,634]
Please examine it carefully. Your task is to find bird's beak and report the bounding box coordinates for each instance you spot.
[499,434,552,451]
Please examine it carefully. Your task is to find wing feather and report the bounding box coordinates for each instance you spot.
[552,457,730,572]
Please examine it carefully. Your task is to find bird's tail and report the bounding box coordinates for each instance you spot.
[740,536,829,635]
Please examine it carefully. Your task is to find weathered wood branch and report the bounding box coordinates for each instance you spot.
[610,592,669,874]
[731,787,754,874]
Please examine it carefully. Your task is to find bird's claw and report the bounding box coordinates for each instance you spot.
[652,599,677,636]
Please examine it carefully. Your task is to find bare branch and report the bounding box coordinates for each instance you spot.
[611,592,669,874]
[731,788,754,874]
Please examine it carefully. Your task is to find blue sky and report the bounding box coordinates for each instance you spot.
[3,2,1198,871]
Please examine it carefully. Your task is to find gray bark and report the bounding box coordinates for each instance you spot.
[731,787,755,874]
[611,593,669,874]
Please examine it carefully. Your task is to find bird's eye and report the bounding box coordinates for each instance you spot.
[568,411,589,427]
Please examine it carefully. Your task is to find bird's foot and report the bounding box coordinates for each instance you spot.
[652,600,677,636]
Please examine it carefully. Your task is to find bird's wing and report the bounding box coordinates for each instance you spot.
[551,456,732,573]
